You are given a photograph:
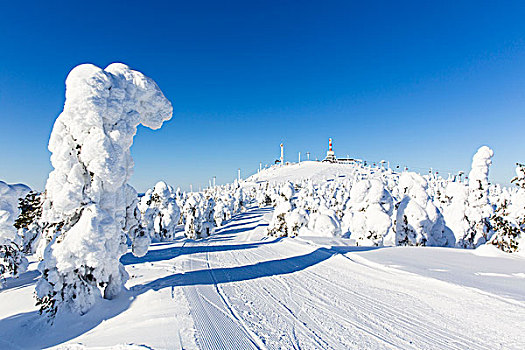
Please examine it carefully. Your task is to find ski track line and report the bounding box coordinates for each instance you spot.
[181,238,261,350]
[211,215,492,350]
[180,207,515,350]
[226,243,402,350]
[254,241,493,350]
[211,251,329,349]
[204,243,268,350]
[214,210,409,348]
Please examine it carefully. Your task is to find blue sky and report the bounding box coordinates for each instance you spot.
[1,1,524,191]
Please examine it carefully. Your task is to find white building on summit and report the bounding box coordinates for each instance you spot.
[323,138,358,164]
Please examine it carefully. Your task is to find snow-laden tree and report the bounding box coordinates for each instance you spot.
[214,194,234,227]
[36,63,172,316]
[490,165,525,253]
[267,200,293,236]
[284,208,308,237]
[233,187,246,213]
[124,185,151,258]
[0,181,30,286]
[299,207,342,237]
[442,182,471,244]
[138,181,181,242]
[183,194,216,239]
[14,190,44,254]
[388,172,453,247]
[456,146,494,248]
[342,179,393,246]
[267,182,296,236]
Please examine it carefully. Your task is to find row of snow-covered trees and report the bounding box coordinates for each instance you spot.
[138,179,247,241]
[261,146,525,254]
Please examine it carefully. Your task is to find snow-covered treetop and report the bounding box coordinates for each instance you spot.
[45,63,173,217]
[512,165,525,189]
[468,146,494,189]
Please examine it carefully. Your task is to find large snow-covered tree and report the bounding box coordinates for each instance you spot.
[456,146,494,248]
[36,63,172,316]
[389,172,453,247]
[342,179,393,246]
[490,164,525,253]
[138,181,181,242]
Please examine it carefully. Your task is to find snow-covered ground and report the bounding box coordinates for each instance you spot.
[247,161,367,184]
[1,205,524,349]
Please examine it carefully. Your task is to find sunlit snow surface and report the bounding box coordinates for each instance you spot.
[1,162,524,349]
[0,205,523,349]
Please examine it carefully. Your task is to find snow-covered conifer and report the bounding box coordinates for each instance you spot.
[456,146,494,248]
[183,194,216,239]
[300,207,342,237]
[267,200,293,236]
[389,172,453,247]
[0,181,30,286]
[490,165,525,253]
[36,63,172,316]
[342,179,393,246]
[14,190,44,254]
[138,181,181,242]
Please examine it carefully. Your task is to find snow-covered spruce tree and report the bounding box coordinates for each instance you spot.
[341,179,393,246]
[233,187,246,214]
[284,208,308,237]
[36,63,172,317]
[138,181,181,242]
[256,183,275,207]
[0,181,30,286]
[388,172,453,247]
[124,185,151,258]
[183,194,216,239]
[267,200,293,236]
[490,165,525,253]
[299,207,342,237]
[442,182,470,244]
[14,190,44,254]
[267,182,295,236]
[457,146,494,248]
[214,194,233,227]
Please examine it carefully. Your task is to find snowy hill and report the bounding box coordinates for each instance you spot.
[246,161,378,183]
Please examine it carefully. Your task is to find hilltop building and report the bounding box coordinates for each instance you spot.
[323,138,358,164]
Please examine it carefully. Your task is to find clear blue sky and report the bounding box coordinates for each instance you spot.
[1,1,524,191]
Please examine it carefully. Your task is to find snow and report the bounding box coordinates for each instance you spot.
[1,203,524,349]
[2,151,524,348]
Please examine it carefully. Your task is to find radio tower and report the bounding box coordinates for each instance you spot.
[280,143,284,165]
[325,138,336,162]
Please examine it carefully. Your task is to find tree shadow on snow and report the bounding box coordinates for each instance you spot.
[131,246,339,292]
[121,237,282,266]
[1,269,40,293]
[0,241,362,349]
[0,289,137,350]
[0,207,286,349]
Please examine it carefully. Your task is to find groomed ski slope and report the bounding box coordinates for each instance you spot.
[0,206,524,349]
